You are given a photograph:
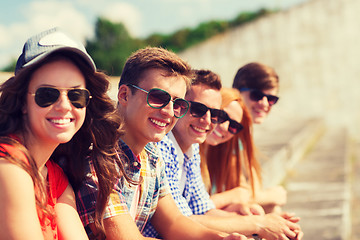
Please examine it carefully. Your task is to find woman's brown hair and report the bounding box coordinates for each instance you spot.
[49,53,129,239]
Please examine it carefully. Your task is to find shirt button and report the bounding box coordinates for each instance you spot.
[133,162,138,167]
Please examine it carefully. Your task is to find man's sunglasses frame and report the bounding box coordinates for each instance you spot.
[29,87,92,108]
[128,84,189,119]
[189,101,228,124]
[240,88,279,106]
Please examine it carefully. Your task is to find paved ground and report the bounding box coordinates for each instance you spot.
[350,141,360,240]
[282,128,350,240]
[254,117,325,188]
[254,116,354,240]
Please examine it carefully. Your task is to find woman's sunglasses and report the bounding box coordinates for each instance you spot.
[128,84,189,118]
[222,112,244,134]
[240,88,279,106]
[29,87,92,108]
[189,101,228,124]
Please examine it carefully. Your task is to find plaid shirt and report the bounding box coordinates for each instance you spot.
[143,132,215,238]
[76,139,170,237]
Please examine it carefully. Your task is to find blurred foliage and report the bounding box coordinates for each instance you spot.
[145,8,272,53]
[86,18,146,76]
[1,8,274,75]
[2,59,17,72]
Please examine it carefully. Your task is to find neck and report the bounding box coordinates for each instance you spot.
[121,132,146,156]
[172,130,191,153]
[22,133,58,171]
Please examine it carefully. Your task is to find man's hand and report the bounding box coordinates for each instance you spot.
[256,213,301,240]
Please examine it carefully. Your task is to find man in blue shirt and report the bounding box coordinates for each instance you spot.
[144,69,303,240]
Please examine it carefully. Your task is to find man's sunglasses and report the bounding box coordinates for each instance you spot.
[222,112,244,134]
[240,88,279,106]
[189,101,228,124]
[128,84,189,118]
[29,87,92,108]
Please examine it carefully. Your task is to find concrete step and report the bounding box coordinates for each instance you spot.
[254,117,326,188]
[283,127,351,240]
[350,140,360,240]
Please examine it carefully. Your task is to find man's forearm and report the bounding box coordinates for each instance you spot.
[190,213,260,236]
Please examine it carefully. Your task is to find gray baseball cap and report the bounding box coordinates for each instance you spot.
[15,27,96,75]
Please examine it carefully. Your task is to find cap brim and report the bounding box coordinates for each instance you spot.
[22,46,96,71]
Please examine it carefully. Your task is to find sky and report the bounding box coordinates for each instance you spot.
[0,0,307,69]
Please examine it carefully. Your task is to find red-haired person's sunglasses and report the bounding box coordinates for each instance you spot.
[221,111,244,134]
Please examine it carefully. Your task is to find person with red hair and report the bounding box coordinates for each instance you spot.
[201,87,288,215]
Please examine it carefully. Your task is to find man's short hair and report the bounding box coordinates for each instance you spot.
[232,62,279,91]
[119,47,193,90]
[191,69,222,90]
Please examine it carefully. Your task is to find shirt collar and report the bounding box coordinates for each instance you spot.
[119,138,141,171]
[168,131,193,160]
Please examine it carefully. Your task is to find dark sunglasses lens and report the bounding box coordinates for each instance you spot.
[173,99,189,118]
[35,87,60,107]
[68,89,91,108]
[147,89,171,108]
[249,90,264,101]
[250,90,278,105]
[190,102,208,118]
[267,95,279,105]
[210,109,227,124]
[228,120,243,134]
[217,110,228,124]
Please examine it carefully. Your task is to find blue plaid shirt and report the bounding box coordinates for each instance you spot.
[143,132,215,238]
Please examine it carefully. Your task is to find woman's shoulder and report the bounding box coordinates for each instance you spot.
[0,142,29,164]
[0,142,33,186]
[0,143,34,197]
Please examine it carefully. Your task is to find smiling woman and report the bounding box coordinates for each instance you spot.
[0,27,94,240]
[200,87,260,202]
[200,87,290,216]
[0,27,127,240]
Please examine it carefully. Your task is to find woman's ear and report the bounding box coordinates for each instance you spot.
[117,84,130,106]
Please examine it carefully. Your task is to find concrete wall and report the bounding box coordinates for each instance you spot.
[179,0,360,140]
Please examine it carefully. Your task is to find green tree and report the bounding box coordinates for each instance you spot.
[86,18,145,76]
[146,33,167,48]
[230,8,271,27]
[163,28,191,52]
[2,59,17,73]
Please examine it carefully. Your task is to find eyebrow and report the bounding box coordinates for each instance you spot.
[37,84,85,88]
